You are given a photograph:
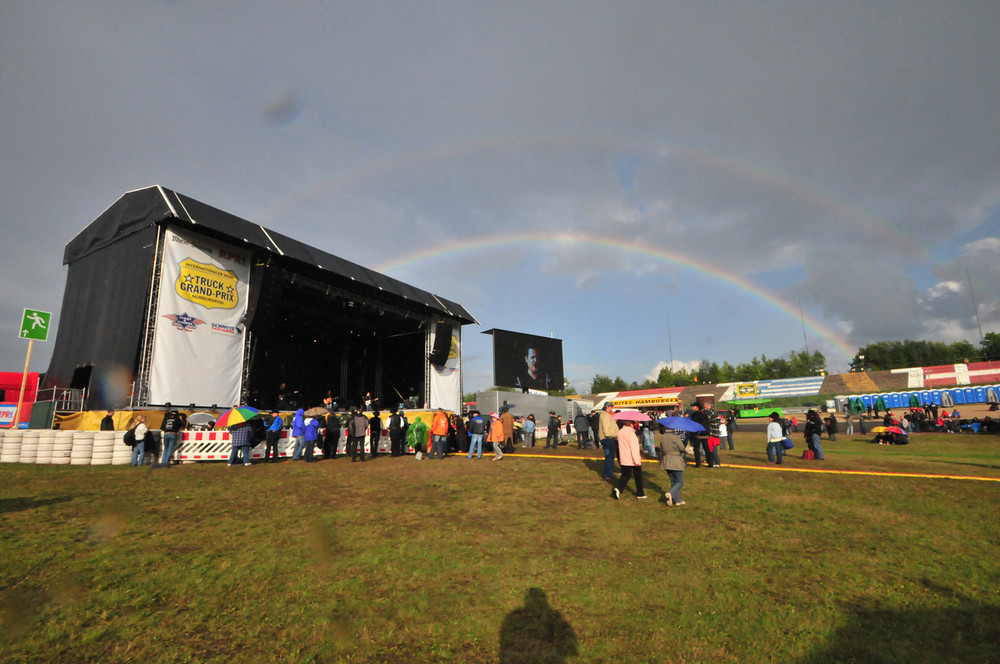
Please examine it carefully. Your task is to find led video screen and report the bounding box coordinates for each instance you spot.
[491,329,564,392]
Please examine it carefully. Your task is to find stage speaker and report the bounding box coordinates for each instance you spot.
[428,324,453,366]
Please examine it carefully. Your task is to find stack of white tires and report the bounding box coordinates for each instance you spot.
[111,432,132,465]
[91,431,116,465]
[35,430,55,464]
[69,431,94,465]
[0,430,15,463]
[18,430,40,464]
[52,430,75,465]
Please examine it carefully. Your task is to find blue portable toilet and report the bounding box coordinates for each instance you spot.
[964,387,977,403]
[920,390,933,405]
[861,394,873,409]
[931,390,942,405]
[951,388,966,405]
[889,393,903,409]
[974,387,987,403]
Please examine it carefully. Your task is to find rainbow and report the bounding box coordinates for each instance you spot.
[252,134,916,254]
[372,230,858,361]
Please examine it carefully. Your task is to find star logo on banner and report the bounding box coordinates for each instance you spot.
[162,312,206,332]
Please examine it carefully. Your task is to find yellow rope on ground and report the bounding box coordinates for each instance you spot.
[505,451,1000,483]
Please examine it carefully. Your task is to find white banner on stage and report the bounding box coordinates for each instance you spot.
[147,228,251,406]
[429,322,461,412]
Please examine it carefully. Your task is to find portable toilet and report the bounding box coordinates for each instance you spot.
[889,393,903,409]
[861,394,873,409]
[931,390,942,405]
[965,387,977,404]
[974,387,987,403]
[920,390,933,406]
[951,388,966,405]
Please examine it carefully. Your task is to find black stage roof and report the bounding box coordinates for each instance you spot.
[65,185,476,325]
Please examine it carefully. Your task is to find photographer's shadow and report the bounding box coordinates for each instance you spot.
[499,587,578,663]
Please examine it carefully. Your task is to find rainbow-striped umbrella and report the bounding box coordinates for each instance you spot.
[214,406,260,429]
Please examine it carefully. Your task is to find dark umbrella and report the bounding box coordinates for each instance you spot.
[657,416,706,433]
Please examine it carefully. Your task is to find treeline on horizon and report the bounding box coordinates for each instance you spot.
[589,333,1000,394]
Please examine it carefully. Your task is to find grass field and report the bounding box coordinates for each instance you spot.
[2,432,999,663]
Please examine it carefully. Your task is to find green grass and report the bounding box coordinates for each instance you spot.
[2,433,1000,663]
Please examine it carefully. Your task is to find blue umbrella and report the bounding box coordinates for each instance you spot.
[657,416,706,433]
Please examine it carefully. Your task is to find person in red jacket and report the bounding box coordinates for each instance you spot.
[430,408,450,459]
[487,412,505,461]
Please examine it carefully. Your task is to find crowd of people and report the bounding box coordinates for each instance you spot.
[117,394,999,481]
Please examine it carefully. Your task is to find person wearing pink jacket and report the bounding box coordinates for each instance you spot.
[611,421,646,500]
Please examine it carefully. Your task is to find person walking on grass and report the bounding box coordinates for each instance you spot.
[598,402,620,482]
[612,421,646,500]
[766,411,785,465]
[487,412,505,461]
[657,424,687,506]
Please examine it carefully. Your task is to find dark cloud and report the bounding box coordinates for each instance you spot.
[2,3,999,388]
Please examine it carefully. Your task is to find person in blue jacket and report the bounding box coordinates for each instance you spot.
[265,410,283,462]
[291,409,306,460]
[302,413,320,462]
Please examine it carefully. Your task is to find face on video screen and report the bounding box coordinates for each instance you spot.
[492,330,564,391]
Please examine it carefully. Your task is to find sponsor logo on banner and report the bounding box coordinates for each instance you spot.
[737,383,759,398]
[211,323,243,336]
[1,404,18,426]
[163,312,206,332]
[175,258,240,310]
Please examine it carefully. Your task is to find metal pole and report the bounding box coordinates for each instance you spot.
[11,339,33,429]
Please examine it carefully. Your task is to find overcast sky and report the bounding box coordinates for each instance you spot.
[2,2,998,394]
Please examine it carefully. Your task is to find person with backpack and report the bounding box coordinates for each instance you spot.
[128,415,148,467]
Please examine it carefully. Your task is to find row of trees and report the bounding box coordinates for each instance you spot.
[851,333,1000,372]
[591,350,827,393]
[589,333,1000,394]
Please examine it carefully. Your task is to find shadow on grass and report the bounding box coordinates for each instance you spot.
[800,599,1000,663]
[499,587,577,664]
[581,458,608,482]
[0,495,73,514]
